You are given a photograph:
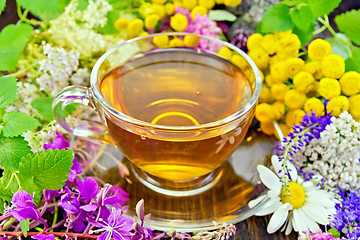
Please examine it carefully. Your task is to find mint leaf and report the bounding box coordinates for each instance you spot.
[0,136,31,171]
[16,0,70,21]
[208,10,237,22]
[335,9,360,45]
[0,75,18,108]
[98,9,119,34]
[31,97,54,122]
[19,149,74,190]
[345,47,360,72]
[0,0,6,15]
[20,219,30,237]
[306,0,341,18]
[2,112,41,137]
[1,170,20,194]
[0,180,13,202]
[0,23,33,71]
[326,34,350,60]
[290,5,313,31]
[258,3,293,34]
[292,19,316,46]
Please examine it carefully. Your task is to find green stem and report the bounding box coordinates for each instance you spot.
[17,4,45,28]
[9,61,39,78]
[4,173,15,189]
[50,201,58,233]
[2,218,17,230]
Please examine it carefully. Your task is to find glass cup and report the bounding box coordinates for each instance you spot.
[53,32,262,196]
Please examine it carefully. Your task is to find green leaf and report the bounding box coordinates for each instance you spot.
[20,219,30,237]
[0,49,20,71]
[98,10,119,34]
[306,0,341,18]
[328,228,341,238]
[0,180,13,202]
[292,19,316,46]
[0,0,6,15]
[0,198,5,213]
[326,34,350,60]
[0,136,31,171]
[0,75,18,108]
[208,10,237,22]
[31,97,54,122]
[19,149,74,191]
[258,3,294,34]
[345,47,360,72]
[335,9,360,45]
[290,5,313,31]
[77,0,89,10]
[2,112,41,137]
[1,170,20,194]
[16,0,70,21]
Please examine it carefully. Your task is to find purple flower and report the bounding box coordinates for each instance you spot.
[31,234,56,240]
[9,191,47,227]
[96,184,129,219]
[77,177,98,203]
[230,28,249,52]
[88,209,133,240]
[298,230,340,240]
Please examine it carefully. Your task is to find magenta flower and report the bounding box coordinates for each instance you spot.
[88,209,133,240]
[31,234,56,240]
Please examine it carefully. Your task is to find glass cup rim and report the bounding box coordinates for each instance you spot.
[90,32,262,131]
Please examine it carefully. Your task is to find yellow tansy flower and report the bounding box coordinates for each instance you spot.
[191,5,208,18]
[184,35,199,47]
[285,58,305,78]
[169,37,184,47]
[248,47,270,70]
[127,18,144,36]
[284,89,307,110]
[170,13,189,32]
[255,103,275,122]
[247,33,263,51]
[153,35,169,47]
[285,109,306,127]
[259,85,273,103]
[270,83,290,102]
[152,0,167,4]
[139,2,153,18]
[274,123,290,140]
[308,38,332,61]
[224,0,242,7]
[260,121,275,136]
[304,61,323,79]
[327,96,350,117]
[349,94,360,122]
[114,18,130,30]
[304,97,324,116]
[321,54,345,79]
[182,0,197,10]
[272,101,285,120]
[215,0,224,3]
[318,77,341,100]
[276,33,301,60]
[260,34,278,55]
[270,61,289,83]
[151,4,166,18]
[218,46,232,59]
[340,71,360,96]
[145,14,160,29]
[165,3,175,15]
[293,71,315,94]
[199,0,215,9]
[265,75,273,87]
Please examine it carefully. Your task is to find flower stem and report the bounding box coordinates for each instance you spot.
[0,213,11,222]
[17,3,45,28]
[0,231,99,239]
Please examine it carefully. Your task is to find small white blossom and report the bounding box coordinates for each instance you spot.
[6,81,40,115]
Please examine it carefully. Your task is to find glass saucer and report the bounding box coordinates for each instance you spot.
[91,131,275,232]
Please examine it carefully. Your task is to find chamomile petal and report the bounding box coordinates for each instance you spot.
[267,203,292,234]
[257,165,282,191]
[248,194,267,208]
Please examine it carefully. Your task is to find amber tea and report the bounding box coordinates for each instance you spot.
[99,49,255,181]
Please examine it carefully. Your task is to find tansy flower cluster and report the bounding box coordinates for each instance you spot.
[252,33,360,137]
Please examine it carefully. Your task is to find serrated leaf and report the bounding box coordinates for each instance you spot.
[0,136,31,171]
[2,112,41,137]
[0,0,6,15]
[0,76,18,108]
[326,34,349,60]
[0,180,13,202]
[31,97,54,122]
[16,0,70,21]
[345,47,360,72]
[335,9,360,45]
[306,0,341,18]
[258,3,293,34]
[98,10,119,34]
[292,19,316,46]
[208,10,237,22]
[20,219,30,237]
[19,149,74,190]
[290,5,313,31]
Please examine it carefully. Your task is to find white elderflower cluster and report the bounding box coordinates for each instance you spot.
[48,0,114,57]
[36,44,80,96]
[6,81,40,115]
[293,111,360,191]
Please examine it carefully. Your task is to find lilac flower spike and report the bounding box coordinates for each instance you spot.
[31,234,56,240]
[88,208,133,240]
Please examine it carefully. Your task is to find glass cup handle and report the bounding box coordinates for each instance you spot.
[52,86,114,145]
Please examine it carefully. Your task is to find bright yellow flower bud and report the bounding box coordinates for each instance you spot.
[285,58,305,78]
[127,19,144,36]
[215,0,224,4]
[169,37,184,47]
[321,54,345,79]
[284,89,307,110]
[145,14,160,29]
[276,33,301,60]
[293,71,315,94]
[260,121,275,136]
[255,103,275,122]
[247,33,263,51]
[165,3,175,15]
[170,13,189,32]
[285,109,306,127]
[153,35,169,47]
[224,0,242,7]
[274,123,290,140]
[182,0,197,10]
[191,5,208,19]
[231,54,248,69]
[114,18,130,30]
[184,35,199,47]
[199,0,215,9]
[340,71,360,96]
[259,85,273,103]
[304,61,323,79]
[272,101,285,120]
[151,4,166,18]
[152,0,167,3]
[270,61,289,83]
[327,96,349,117]
[270,83,290,102]
[248,47,269,71]
[349,94,360,122]
[218,46,232,59]
[318,77,341,100]
[304,98,325,116]
[260,34,278,55]
[308,38,332,61]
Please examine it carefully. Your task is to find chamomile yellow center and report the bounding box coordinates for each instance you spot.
[280,182,306,209]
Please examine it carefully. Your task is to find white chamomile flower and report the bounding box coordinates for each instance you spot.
[249,155,336,235]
